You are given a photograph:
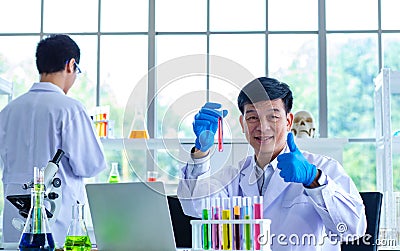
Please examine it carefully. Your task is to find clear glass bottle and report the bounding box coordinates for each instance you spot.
[19,167,55,251]
[108,162,120,183]
[64,202,91,251]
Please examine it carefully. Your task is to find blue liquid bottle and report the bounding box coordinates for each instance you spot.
[19,167,55,251]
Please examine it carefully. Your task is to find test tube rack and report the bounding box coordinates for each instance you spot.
[190,219,271,251]
[92,106,110,138]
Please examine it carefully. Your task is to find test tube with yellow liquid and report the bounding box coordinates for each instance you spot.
[222,198,232,250]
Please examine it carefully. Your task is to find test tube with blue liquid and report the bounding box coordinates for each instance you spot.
[242,196,252,250]
[202,197,211,250]
[212,197,221,250]
[222,197,232,250]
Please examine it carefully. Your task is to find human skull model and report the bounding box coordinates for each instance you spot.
[291,110,316,138]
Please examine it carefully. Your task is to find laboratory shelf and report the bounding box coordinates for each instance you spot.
[101,137,347,150]
[101,138,253,150]
[100,138,193,151]
[101,137,348,164]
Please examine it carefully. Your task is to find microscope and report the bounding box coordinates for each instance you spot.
[6,149,65,231]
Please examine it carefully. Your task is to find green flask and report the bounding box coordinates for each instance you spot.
[108,162,120,183]
[64,202,91,251]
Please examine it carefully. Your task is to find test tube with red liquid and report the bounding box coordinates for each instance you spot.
[218,117,223,152]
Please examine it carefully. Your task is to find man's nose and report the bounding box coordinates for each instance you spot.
[300,120,306,126]
[259,118,272,130]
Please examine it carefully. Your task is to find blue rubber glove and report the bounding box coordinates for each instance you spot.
[193,102,228,152]
[277,132,317,186]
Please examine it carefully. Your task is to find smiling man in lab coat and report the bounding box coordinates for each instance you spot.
[0,34,106,247]
[178,77,366,250]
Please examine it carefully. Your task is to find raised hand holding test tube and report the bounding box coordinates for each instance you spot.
[193,102,228,152]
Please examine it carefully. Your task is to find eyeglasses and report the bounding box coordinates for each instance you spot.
[65,60,82,74]
[74,62,82,74]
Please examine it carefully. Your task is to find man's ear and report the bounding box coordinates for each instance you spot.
[239,115,245,133]
[65,59,75,74]
[287,112,294,131]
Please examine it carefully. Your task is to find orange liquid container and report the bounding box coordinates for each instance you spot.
[129,130,149,139]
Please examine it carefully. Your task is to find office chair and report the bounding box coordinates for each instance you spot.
[341,192,383,251]
[167,195,200,248]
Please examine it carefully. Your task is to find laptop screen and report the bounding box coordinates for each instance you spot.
[86,181,177,251]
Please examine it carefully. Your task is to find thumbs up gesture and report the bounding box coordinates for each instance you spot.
[277,132,317,186]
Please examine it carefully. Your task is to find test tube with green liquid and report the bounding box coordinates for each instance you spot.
[33,167,44,233]
[222,197,232,250]
[242,197,252,250]
[202,197,211,250]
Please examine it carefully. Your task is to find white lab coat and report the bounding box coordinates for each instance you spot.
[177,146,367,251]
[0,82,106,247]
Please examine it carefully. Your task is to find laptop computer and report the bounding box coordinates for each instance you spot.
[86,181,184,251]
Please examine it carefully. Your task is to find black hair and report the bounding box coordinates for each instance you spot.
[35,34,80,74]
[237,77,293,114]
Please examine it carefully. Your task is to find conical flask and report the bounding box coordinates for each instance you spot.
[19,167,55,251]
[64,202,91,251]
[108,162,120,183]
[128,103,149,139]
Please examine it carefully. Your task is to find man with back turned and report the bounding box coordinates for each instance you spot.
[0,34,106,247]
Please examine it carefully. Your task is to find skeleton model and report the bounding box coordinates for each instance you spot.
[291,110,316,138]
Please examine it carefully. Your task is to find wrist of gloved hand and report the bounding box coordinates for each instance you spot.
[302,163,318,186]
[195,130,215,152]
[304,169,321,188]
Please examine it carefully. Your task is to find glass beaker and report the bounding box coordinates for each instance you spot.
[108,162,120,183]
[19,167,55,251]
[146,170,158,182]
[64,203,91,251]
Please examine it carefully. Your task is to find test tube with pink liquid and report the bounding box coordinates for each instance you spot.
[211,197,221,250]
[253,196,263,250]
